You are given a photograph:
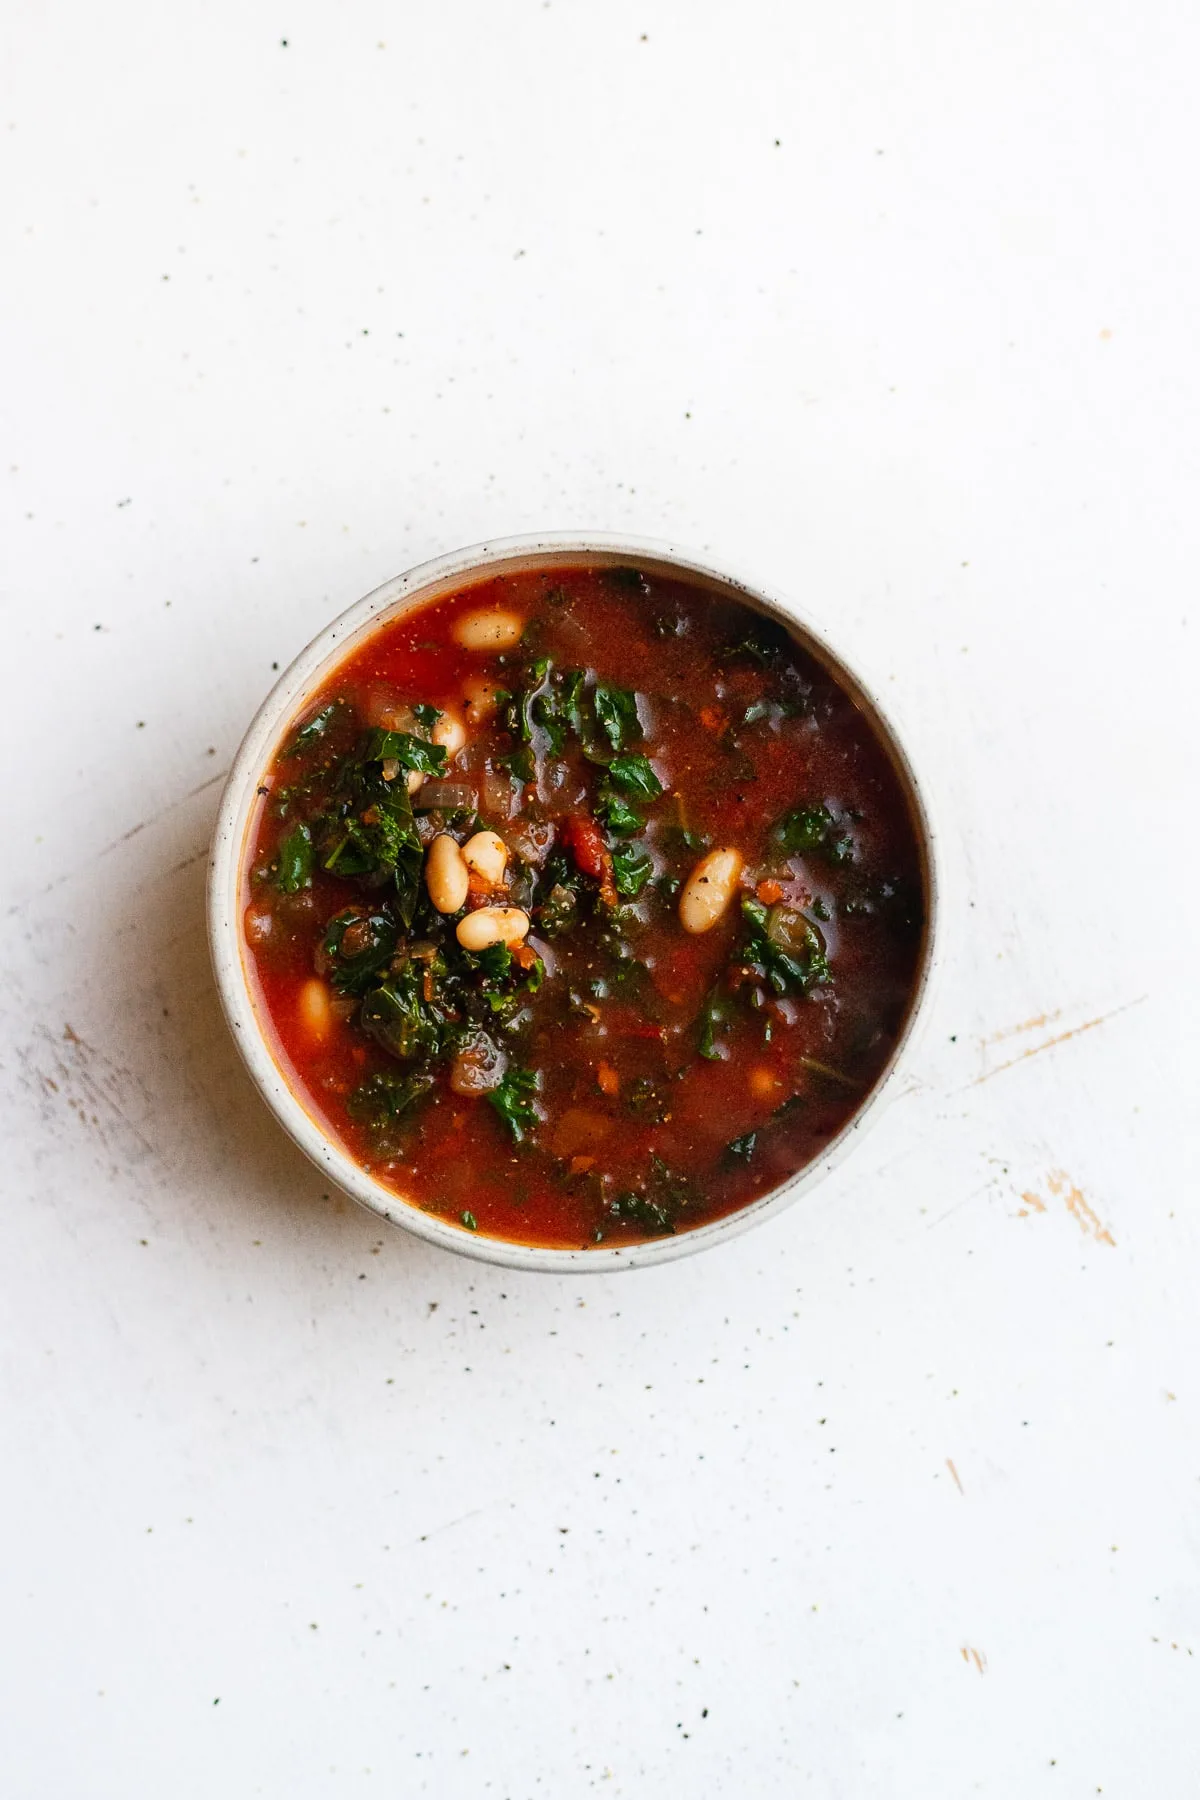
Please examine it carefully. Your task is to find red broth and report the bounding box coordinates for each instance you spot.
[242,564,925,1249]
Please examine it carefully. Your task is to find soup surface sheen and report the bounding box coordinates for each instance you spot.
[244,564,924,1248]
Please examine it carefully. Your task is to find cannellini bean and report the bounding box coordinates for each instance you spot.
[297,977,334,1043]
[463,673,506,725]
[453,607,524,652]
[461,829,508,887]
[406,768,424,795]
[679,847,744,935]
[432,709,467,758]
[455,905,530,951]
[425,833,470,914]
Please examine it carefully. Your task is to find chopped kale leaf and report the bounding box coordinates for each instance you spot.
[772,803,856,865]
[488,1065,540,1143]
[363,728,448,777]
[320,908,398,994]
[725,616,793,668]
[698,982,733,1060]
[346,1068,435,1139]
[283,701,342,757]
[537,882,578,937]
[606,754,663,800]
[276,821,314,892]
[359,961,449,1061]
[592,684,642,754]
[611,842,654,897]
[594,785,643,837]
[609,1192,676,1237]
[725,1131,758,1162]
[740,897,831,995]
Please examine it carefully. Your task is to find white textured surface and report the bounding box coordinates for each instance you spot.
[2,4,1198,1795]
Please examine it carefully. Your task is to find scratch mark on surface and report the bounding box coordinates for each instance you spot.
[925,1178,997,1232]
[1047,1169,1116,1245]
[97,771,228,861]
[986,1009,1063,1043]
[946,1458,964,1495]
[970,996,1145,1086]
[24,1023,155,1159]
[165,847,210,879]
[960,1646,987,1674]
[6,770,229,916]
[416,1503,502,1545]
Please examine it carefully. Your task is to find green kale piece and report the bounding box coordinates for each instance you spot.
[594,785,643,837]
[592,684,642,754]
[275,821,314,892]
[606,754,663,801]
[320,908,398,995]
[313,743,424,925]
[537,882,578,937]
[725,617,793,668]
[282,701,342,757]
[609,1192,677,1237]
[698,982,733,1060]
[359,962,448,1062]
[346,1068,435,1137]
[611,842,654,898]
[488,1065,540,1143]
[363,728,448,777]
[772,803,856,865]
[740,898,831,996]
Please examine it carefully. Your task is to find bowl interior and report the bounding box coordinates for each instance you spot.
[209,535,937,1271]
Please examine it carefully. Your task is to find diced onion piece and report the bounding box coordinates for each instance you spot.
[449,1031,508,1095]
[482,764,517,819]
[413,781,477,814]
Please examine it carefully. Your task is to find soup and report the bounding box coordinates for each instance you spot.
[242,563,925,1248]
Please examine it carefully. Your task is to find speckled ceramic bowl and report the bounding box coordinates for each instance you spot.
[207,533,939,1271]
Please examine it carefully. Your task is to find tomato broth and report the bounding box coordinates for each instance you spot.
[243,564,925,1249]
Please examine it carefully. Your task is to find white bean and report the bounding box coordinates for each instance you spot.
[432,709,467,758]
[461,829,508,887]
[297,977,334,1043]
[463,674,506,725]
[406,768,424,795]
[679,848,744,935]
[455,905,530,951]
[425,833,470,914]
[454,607,524,652]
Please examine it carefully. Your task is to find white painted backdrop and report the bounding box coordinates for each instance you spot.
[2,3,1198,1795]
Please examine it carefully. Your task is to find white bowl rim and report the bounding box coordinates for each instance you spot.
[207,530,940,1273]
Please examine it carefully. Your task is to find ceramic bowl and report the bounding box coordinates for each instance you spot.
[208,533,939,1271]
